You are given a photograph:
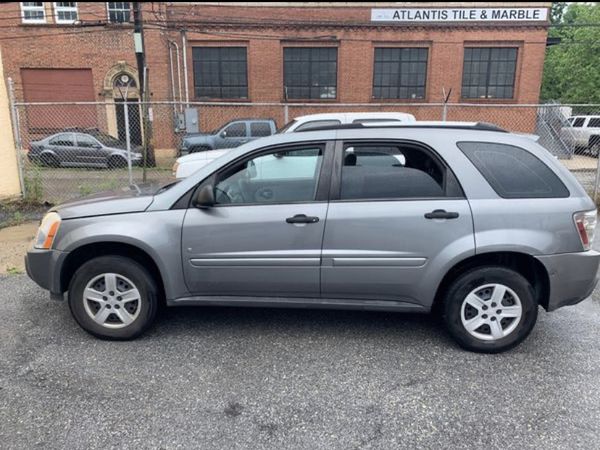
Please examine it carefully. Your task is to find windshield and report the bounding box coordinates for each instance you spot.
[277,119,297,133]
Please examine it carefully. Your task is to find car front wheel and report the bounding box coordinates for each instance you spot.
[68,256,158,340]
[443,266,538,353]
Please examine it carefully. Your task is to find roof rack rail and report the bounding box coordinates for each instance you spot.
[296,121,508,133]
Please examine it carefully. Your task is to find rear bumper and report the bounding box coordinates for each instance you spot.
[536,250,600,311]
[25,248,68,299]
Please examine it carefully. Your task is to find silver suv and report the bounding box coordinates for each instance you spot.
[25,122,600,353]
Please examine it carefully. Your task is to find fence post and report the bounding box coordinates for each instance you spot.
[123,97,134,186]
[284,104,289,125]
[594,156,600,204]
[7,77,26,198]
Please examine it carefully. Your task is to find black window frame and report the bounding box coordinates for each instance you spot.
[192,46,248,100]
[330,139,465,202]
[457,141,570,199]
[283,47,338,100]
[372,47,429,100]
[461,47,518,100]
[49,133,75,147]
[107,2,131,23]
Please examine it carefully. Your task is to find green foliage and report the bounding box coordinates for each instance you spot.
[541,3,600,103]
[23,166,43,203]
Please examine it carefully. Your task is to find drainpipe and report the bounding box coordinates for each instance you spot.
[168,41,177,119]
[181,30,190,106]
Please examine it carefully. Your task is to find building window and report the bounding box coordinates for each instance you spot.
[373,48,428,100]
[107,2,130,23]
[462,47,518,99]
[54,2,78,24]
[21,2,46,23]
[284,47,337,100]
[192,47,248,99]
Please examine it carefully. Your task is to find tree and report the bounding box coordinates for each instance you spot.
[541,3,600,104]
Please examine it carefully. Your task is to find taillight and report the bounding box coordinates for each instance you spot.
[573,210,597,251]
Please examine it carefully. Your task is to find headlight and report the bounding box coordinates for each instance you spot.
[34,212,61,249]
[172,161,180,177]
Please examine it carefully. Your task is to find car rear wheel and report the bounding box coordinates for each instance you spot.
[41,153,59,167]
[443,266,538,353]
[589,140,600,158]
[107,155,127,169]
[68,256,158,340]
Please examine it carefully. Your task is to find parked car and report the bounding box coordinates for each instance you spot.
[28,129,143,168]
[26,121,599,352]
[173,112,417,178]
[178,119,277,155]
[278,112,416,132]
[561,115,600,156]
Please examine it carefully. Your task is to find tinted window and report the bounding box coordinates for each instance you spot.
[340,145,448,200]
[76,134,99,148]
[193,47,248,99]
[462,47,517,99]
[49,133,74,146]
[295,120,341,132]
[588,118,600,128]
[457,142,569,198]
[373,47,428,99]
[214,146,324,205]
[222,122,246,137]
[572,118,585,127]
[284,47,337,99]
[250,122,272,137]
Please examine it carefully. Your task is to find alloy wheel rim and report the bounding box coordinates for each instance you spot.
[460,283,523,341]
[82,273,142,329]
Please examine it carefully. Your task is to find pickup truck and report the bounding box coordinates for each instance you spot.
[562,116,600,156]
[178,119,277,155]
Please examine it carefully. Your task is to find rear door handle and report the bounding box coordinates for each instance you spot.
[286,214,320,224]
[424,209,459,220]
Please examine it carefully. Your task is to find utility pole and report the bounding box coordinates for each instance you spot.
[133,2,155,172]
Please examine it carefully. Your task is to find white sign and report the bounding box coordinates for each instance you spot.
[371,8,548,23]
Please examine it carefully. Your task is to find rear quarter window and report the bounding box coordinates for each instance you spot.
[457,142,569,198]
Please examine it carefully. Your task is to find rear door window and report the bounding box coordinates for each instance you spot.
[457,142,569,198]
[588,118,600,128]
[339,143,462,200]
[250,122,273,137]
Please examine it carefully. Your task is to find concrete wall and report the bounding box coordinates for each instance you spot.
[0,50,22,199]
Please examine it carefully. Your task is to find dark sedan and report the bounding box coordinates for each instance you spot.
[28,130,143,169]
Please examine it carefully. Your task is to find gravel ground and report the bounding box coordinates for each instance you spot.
[1,275,599,449]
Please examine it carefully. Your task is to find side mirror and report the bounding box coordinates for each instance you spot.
[220,131,227,138]
[192,184,215,209]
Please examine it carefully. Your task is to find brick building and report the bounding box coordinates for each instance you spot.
[0,2,552,154]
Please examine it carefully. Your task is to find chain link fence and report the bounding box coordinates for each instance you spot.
[9,99,600,204]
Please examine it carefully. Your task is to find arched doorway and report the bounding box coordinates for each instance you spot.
[102,62,142,146]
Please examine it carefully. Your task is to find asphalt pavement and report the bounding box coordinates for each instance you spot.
[1,274,600,449]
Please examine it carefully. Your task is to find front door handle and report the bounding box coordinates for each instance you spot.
[424,209,459,220]
[286,214,320,224]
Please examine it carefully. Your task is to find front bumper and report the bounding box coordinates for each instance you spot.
[536,250,600,311]
[25,248,68,299]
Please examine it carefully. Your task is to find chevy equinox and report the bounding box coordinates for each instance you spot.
[26,122,600,353]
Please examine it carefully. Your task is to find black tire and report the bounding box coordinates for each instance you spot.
[68,256,158,340]
[443,266,538,353]
[108,155,127,169]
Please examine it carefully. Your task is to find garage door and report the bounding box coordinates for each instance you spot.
[21,68,97,132]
